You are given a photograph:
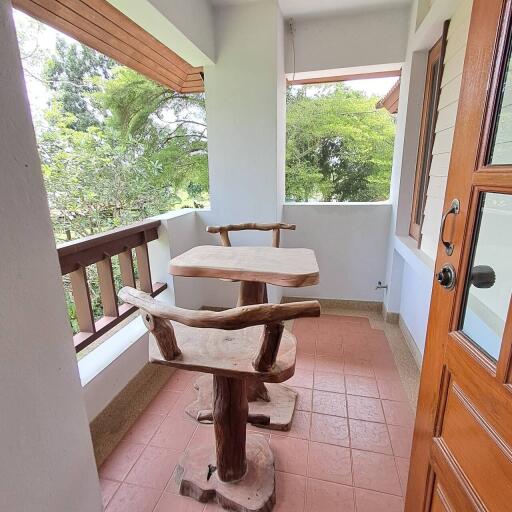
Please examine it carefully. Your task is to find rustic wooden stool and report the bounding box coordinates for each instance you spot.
[119,287,320,512]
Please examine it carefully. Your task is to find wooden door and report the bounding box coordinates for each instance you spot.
[406,0,512,510]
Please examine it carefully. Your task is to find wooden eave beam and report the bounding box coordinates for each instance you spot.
[287,69,401,86]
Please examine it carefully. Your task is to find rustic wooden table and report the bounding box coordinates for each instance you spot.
[169,245,320,430]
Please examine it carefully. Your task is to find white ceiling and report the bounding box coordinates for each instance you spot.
[210,0,411,17]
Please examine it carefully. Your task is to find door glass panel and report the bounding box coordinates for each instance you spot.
[460,193,512,361]
[489,32,512,164]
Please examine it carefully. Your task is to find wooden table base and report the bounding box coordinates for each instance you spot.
[176,434,275,512]
[186,374,298,431]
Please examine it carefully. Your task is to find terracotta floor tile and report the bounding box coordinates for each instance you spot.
[344,355,374,378]
[123,413,166,444]
[305,478,355,512]
[125,445,181,490]
[307,442,352,485]
[270,435,309,475]
[355,488,404,512]
[310,413,349,447]
[164,370,197,392]
[312,390,347,417]
[150,413,197,451]
[376,378,408,402]
[382,400,415,427]
[313,371,345,393]
[315,355,344,373]
[274,472,306,512]
[315,340,343,357]
[279,410,311,439]
[172,386,199,413]
[164,467,181,495]
[105,483,161,512]
[352,449,402,495]
[291,387,312,412]
[189,424,215,447]
[154,492,205,511]
[372,365,401,382]
[349,419,392,455]
[285,369,314,389]
[145,390,181,416]
[296,354,315,371]
[388,425,413,458]
[346,395,385,423]
[294,317,319,329]
[395,457,410,494]
[100,479,121,509]
[99,440,145,481]
[345,375,379,398]
[296,336,317,356]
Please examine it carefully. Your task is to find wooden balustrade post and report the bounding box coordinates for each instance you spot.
[135,243,153,293]
[69,266,95,333]
[213,375,248,482]
[96,256,119,317]
[119,249,136,287]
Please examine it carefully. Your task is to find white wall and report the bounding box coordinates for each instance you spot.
[0,2,102,510]
[284,6,409,78]
[282,203,392,301]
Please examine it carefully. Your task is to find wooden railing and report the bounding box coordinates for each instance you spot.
[57,219,167,353]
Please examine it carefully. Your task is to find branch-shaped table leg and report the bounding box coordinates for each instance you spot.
[213,376,248,482]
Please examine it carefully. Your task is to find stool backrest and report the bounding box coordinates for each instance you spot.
[206,222,296,248]
[119,286,320,371]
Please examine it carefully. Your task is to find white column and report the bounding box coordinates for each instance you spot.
[0,2,102,510]
[204,0,286,228]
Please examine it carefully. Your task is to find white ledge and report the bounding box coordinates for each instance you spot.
[284,201,392,207]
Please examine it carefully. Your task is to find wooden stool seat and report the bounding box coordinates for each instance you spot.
[149,323,296,382]
[119,286,320,512]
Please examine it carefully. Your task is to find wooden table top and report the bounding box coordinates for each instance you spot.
[169,245,319,287]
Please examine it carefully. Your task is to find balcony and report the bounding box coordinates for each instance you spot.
[2,0,494,511]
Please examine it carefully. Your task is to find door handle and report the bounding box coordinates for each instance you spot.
[439,199,460,256]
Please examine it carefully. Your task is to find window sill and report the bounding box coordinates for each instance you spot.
[395,235,435,273]
[284,200,392,206]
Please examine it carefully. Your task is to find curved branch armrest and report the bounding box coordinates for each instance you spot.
[206,222,296,247]
[119,287,320,330]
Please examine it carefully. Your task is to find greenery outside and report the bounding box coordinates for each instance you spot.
[286,84,396,203]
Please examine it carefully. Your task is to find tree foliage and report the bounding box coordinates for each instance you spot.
[28,37,209,242]
[286,84,395,202]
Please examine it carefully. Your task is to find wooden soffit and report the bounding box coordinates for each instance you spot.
[287,69,401,86]
[13,0,204,93]
[376,78,400,114]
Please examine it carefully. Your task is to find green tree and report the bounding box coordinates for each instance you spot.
[286,83,395,202]
[97,67,208,201]
[43,37,114,131]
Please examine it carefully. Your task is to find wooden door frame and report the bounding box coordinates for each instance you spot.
[405,0,510,509]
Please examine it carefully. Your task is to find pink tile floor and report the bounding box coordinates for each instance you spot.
[100,314,414,512]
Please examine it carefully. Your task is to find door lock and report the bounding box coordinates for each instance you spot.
[437,264,456,290]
